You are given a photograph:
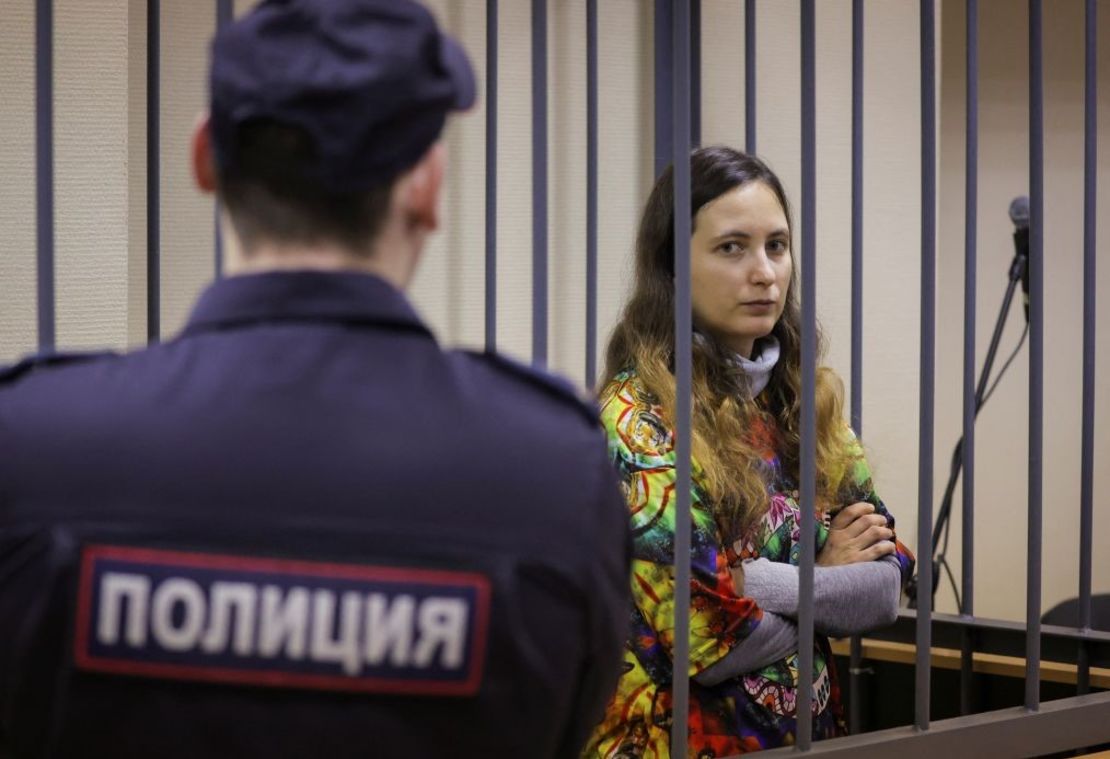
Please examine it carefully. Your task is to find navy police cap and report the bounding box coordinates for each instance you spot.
[209,0,476,193]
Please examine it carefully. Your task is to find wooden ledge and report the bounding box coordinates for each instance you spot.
[830,637,1110,689]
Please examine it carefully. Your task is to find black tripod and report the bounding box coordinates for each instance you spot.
[906,222,1029,611]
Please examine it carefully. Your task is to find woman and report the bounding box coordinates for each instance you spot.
[585,147,915,757]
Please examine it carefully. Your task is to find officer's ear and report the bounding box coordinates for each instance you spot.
[192,112,218,195]
[399,142,445,232]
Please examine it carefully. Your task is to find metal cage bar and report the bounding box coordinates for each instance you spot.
[1025,0,1044,712]
[916,0,937,732]
[850,0,864,438]
[147,0,161,343]
[654,0,672,178]
[848,0,865,732]
[797,0,818,749]
[959,0,979,717]
[670,1,693,755]
[1078,0,1097,696]
[690,0,701,148]
[485,0,498,353]
[585,0,598,388]
[531,0,548,367]
[744,0,756,154]
[35,0,55,353]
[214,0,232,279]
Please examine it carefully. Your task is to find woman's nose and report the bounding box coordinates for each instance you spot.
[749,250,775,284]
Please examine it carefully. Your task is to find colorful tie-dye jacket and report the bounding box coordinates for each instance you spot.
[584,369,915,758]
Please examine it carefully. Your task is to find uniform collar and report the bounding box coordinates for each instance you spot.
[183,270,433,339]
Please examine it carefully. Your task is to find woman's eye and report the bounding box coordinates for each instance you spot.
[718,241,744,255]
[768,239,789,254]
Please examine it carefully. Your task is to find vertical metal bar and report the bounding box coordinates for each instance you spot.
[1078,640,1091,697]
[690,0,701,148]
[850,0,864,437]
[744,0,756,154]
[531,0,547,367]
[848,637,864,734]
[797,0,817,749]
[916,0,937,733]
[1026,0,1044,713]
[848,0,865,732]
[35,0,55,353]
[671,1,692,755]
[486,0,498,353]
[959,630,975,714]
[585,0,598,387]
[962,0,978,623]
[654,0,673,177]
[959,0,979,717]
[1078,0,1096,697]
[214,0,232,279]
[147,0,161,343]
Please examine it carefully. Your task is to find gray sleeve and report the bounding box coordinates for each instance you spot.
[692,612,799,687]
[742,556,902,638]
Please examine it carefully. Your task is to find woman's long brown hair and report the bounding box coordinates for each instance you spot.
[603,146,854,542]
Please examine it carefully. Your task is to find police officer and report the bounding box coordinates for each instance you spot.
[0,2,630,757]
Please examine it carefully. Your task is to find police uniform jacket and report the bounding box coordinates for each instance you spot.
[0,271,631,759]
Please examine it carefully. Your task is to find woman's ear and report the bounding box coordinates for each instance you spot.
[192,112,218,194]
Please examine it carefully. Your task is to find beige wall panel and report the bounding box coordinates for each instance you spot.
[594,0,654,387]
[856,0,925,558]
[411,1,652,384]
[937,0,1110,621]
[0,0,37,361]
[159,1,215,338]
[751,0,802,231]
[128,0,147,346]
[813,0,853,391]
[547,0,589,381]
[413,0,487,352]
[234,0,259,19]
[54,0,129,350]
[487,0,533,362]
[701,1,746,150]
[412,0,533,360]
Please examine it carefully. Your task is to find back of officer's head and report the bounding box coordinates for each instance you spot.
[199,0,475,260]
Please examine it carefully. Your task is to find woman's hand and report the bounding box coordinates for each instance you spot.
[817,501,895,567]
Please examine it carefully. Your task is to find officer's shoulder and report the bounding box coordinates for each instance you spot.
[455,349,599,427]
[0,349,118,388]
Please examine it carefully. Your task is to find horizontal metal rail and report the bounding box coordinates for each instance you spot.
[877,610,1110,668]
[757,691,1110,759]
[829,637,1110,689]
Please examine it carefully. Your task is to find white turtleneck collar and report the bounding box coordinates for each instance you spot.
[733,336,780,397]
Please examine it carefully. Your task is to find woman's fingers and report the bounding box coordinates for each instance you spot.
[820,503,898,566]
[854,523,894,547]
[830,501,874,530]
[864,540,898,561]
[843,512,888,539]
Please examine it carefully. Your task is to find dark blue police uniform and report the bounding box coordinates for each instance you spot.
[0,271,630,759]
[0,1,630,756]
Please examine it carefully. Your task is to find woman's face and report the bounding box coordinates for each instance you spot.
[690,180,792,359]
